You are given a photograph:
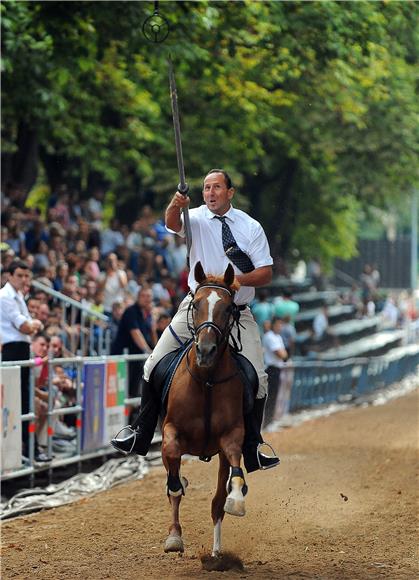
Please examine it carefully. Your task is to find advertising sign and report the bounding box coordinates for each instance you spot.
[82,363,106,451]
[1,367,22,471]
[104,360,127,443]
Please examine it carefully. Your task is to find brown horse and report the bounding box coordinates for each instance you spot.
[162,261,248,556]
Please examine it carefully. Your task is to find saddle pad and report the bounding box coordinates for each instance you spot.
[149,340,192,413]
[231,351,258,414]
[149,342,258,416]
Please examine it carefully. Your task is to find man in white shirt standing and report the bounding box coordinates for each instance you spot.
[262,317,288,426]
[1,260,44,457]
[112,169,280,472]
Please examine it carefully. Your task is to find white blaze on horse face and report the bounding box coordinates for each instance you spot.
[206,290,222,330]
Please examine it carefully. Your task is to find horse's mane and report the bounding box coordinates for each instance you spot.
[201,274,240,293]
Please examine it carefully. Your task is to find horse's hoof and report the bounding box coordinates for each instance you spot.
[164,535,184,553]
[224,496,246,517]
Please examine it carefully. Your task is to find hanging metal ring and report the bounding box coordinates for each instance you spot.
[142,11,170,43]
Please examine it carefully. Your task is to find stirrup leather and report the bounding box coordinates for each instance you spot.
[257,442,280,470]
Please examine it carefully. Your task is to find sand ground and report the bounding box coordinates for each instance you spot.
[1,389,418,579]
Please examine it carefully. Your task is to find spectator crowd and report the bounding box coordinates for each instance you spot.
[1,181,418,464]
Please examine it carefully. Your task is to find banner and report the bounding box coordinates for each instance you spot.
[104,360,127,443]
[1,367,22,471]
[82,363,106,451]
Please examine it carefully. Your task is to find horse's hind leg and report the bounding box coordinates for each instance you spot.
[162,424,187,553]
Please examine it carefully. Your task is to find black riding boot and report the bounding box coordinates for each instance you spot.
[110,379,160,456]
[242,395,280,473]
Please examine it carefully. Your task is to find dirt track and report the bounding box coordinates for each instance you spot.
[2,389,418,579]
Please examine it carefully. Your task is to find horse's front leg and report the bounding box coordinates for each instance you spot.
[211,452,230,556]
[162,422,188,553]
[219,429,248,518]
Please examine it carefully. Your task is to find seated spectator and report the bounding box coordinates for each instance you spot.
[83,247,101,281]
[100,218,124,257]
[381,295,400,328]
[31,333,55,458]
[27,296,41,319]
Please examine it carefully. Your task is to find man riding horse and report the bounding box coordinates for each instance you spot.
[112,168,280,473]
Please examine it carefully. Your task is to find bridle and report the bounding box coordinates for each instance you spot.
[187,283,241,351]
[185,282,244,462]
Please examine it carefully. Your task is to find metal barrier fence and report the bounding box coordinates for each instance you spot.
[1,346,418,482]
[289,344,419,412]
[1,352,147,482]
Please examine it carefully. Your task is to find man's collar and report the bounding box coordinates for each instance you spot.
[6,281,20,297]
[205,205,235,222]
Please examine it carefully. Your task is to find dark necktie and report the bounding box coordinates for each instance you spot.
[214,216,255,273]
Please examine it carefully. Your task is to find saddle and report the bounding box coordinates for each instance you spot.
[149,342,258,417]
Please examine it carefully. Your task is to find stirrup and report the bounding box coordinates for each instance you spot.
[111,425,138,455]
[257,442,280,470]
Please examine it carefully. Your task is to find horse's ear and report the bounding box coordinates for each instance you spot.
[224,263,235,287]
[194,261,206,284]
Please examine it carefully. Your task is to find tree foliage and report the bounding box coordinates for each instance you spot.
[2,0,418,267]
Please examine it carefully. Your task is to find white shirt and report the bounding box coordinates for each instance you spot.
[0,282,31,345]
[177,205,273,305]
[263,330,286,368]
[313,312,328,339]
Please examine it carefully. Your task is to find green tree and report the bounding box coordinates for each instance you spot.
[2,1,418,267]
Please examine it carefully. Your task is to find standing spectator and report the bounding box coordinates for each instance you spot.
[99,252,128,316]
[109,301,124,343]
[280,315,297,357]
[156,312,171,338]
[262,317,288,427]
[273,289,300,321]
[307,257,324,291]
[313,305,329,341]
[251,288,274,336]
[360,264,376,302]
[111,287,157,405]
[0,261,44,460]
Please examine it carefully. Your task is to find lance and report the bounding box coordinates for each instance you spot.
[168,57,192,266]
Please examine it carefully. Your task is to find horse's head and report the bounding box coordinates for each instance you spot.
[190,261,238,368]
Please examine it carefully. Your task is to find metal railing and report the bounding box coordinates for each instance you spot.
[31,280,111,355]
[1,345,418,482]
[1,352,147,482]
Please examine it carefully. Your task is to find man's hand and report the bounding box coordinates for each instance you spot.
[31,319,44,333]
[171,191,190,209]
[165,192,190,232]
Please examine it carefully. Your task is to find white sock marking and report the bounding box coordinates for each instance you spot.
[212,519,222,556]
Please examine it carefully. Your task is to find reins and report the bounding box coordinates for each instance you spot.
[185,281,245,461]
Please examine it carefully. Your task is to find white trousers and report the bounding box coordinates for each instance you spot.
[144,295,268,398]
